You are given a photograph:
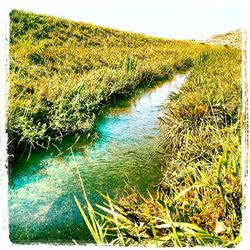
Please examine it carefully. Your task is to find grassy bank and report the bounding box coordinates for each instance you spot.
[9,9,243,247]
[8,9,214,154]
[75,47,243,247]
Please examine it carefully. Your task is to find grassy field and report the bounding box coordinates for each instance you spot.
[9,10,243,247]
[75,38,243,246]
[8,9,215,154]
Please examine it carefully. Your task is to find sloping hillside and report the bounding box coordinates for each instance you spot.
[8,9,243,247]
[200,29,243,49]
[8,9,214,151]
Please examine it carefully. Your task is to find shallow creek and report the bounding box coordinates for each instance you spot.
[8,74,187,243]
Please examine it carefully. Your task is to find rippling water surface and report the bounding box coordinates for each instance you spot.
[9,74,186,243]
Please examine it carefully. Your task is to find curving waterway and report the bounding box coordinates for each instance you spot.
[8,74,187,244]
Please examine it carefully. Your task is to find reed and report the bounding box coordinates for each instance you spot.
[75,47,243,247]
[9,9,216,153]
[9,9,243,247]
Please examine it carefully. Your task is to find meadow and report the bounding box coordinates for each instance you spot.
[9,9,213,154]
[8,9,243,247]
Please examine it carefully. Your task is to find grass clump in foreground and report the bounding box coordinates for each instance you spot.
[75,48,243,247]
[8,9,215,154]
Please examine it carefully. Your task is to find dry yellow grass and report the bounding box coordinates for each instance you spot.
[199,29,243,49]
[9,9,215,152]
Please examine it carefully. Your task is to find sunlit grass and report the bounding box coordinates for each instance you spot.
[8,9,217,152]
[75,48,242,247]
[8,9,243,248]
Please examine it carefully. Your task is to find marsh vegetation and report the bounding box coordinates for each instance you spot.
[9,9,213,152]
[77,49,242,247]
[8,10,243,247]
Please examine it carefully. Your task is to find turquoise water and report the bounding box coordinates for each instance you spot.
[8,74,186,244]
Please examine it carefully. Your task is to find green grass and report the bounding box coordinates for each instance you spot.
[74,48,243,247]
[8,9,243,247]
[8,9,216,153]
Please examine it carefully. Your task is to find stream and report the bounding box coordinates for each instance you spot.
[8,74,187,244]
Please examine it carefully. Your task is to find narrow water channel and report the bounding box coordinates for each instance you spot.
[8,74,187,244]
